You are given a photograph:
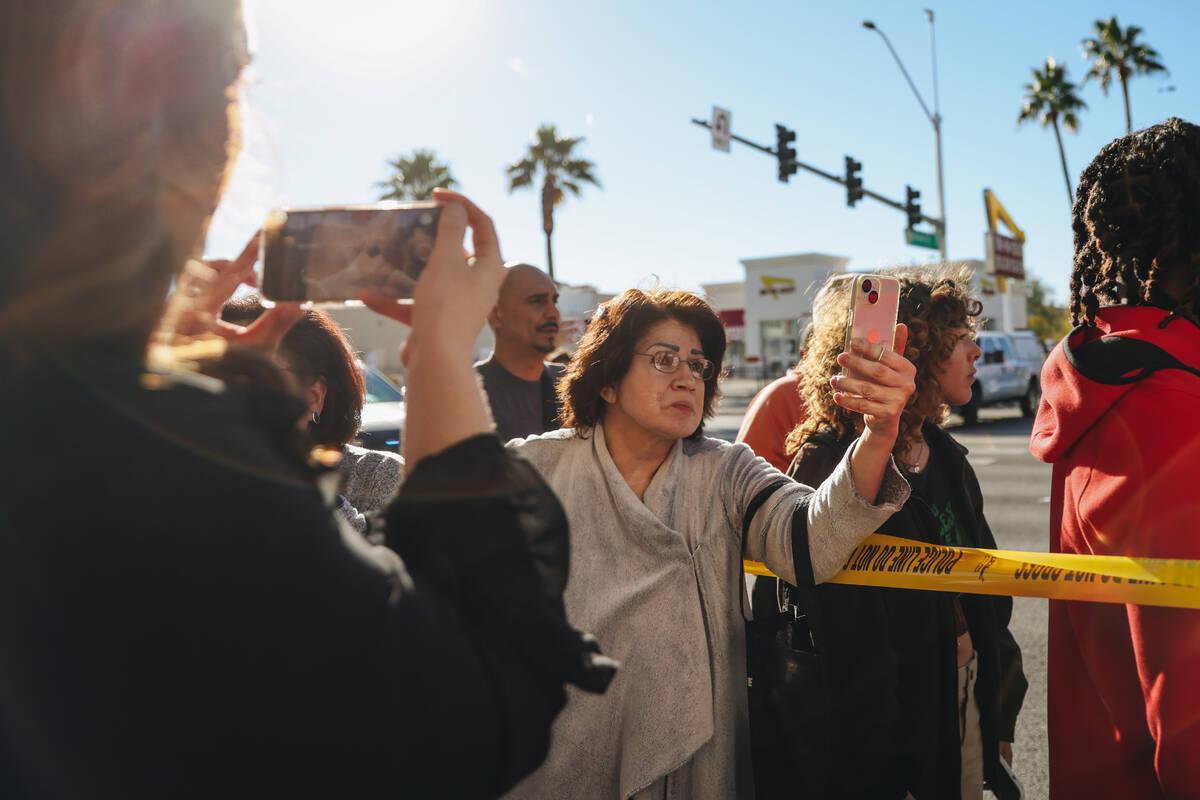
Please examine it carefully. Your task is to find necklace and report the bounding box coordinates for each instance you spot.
[908,439,929,474]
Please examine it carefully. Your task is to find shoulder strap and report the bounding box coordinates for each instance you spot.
[739,478,791,620]
[1066,328,1200,386]
[742,479,791,539]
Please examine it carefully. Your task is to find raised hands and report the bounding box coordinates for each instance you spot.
[361,189,505,363]
[161,234,302,353]
[830,323,916,440]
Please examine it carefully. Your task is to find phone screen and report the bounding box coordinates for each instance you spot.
[260,203,441,304]
[843,275,900,379]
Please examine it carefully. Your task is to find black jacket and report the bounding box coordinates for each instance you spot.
[759,424,1027,800]
[0,348,608,799]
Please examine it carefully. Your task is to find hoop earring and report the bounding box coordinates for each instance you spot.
[312,411,321,424]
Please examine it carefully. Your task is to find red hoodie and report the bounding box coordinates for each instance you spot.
[1031,305,1200,800]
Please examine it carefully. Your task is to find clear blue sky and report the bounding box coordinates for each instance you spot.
[208,0,1196,309]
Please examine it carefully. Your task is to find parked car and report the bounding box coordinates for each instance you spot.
[955,331,1045,425]
[355,365,405,451]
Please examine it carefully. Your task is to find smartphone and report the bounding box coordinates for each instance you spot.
[843,275,900,379]
[260,203,441,304]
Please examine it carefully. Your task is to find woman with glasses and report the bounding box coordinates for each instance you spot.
[502,288,917,800]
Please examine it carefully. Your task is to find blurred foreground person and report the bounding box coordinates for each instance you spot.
[476,263,564,441]
[0,2,609,797]
[1030,117,1200,799]
[221,298,403,534]
[501,288,916,799]
[760,269,1026,800]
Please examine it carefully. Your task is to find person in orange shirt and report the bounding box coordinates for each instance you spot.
[735,324,812,471]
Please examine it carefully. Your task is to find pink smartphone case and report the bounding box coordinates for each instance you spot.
[842,276,900,380]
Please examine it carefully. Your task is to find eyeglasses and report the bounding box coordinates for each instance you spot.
[637,350,715,381]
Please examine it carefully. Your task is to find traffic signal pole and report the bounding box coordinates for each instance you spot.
[690,117,943,229]
[862,13,948,261]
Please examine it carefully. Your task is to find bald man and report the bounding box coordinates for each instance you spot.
[475,263,565,441]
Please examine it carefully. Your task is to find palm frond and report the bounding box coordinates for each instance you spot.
[1018,58,1085,131]
[378,148,458,201]
[1080,16,1169,92]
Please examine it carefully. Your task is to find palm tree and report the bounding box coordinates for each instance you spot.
[377,149,459,202]
[1080,17,1167,134]
[1018,58,1087,206]
[506,124,601,281]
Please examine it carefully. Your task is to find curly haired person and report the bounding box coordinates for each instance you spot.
[1031,117,1200,799]
[757,267,1027,800]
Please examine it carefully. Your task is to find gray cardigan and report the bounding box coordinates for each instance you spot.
[503,423,908,800]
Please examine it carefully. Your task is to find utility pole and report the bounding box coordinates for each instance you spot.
[862,13,947,261]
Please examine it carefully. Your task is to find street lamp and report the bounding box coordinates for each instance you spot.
[862,12,947,262]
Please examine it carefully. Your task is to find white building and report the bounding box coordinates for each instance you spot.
[704,252,849,377]
[702,253,1028,379]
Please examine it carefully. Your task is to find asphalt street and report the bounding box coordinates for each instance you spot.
[711,392,1053,799]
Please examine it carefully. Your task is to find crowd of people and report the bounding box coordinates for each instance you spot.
[2,0,1198,798]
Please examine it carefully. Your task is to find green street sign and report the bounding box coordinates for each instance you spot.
[905,229,940,249]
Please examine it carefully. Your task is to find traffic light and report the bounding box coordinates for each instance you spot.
[844,156,863,207]
[775,124,797,183]
[905,186,922,229]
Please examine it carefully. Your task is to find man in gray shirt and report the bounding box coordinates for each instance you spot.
[475,263,565,441]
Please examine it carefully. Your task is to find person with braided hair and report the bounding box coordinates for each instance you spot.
[1030,117,1200,799]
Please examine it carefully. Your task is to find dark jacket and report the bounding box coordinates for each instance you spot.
[761,424,1026,800]
[1031,307,1200,799]
[0,347,607,799]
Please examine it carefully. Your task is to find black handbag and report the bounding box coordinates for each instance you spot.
[742,484,833,799]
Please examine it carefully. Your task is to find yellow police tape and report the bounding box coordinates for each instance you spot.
[744,534,1200,610]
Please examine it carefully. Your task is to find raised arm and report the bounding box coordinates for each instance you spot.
[740,324,915,585]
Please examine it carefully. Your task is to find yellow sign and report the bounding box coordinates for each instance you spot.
[745,533,1200,610]
[758,275,796,298]
[983,189,1026,242]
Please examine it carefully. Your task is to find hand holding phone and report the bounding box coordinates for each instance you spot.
[361,189,507,467]
[831,274,914,437]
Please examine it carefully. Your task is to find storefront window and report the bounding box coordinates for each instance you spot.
[761,319,801,377]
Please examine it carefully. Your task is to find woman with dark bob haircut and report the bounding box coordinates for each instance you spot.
[503,287,918,799]
[222,297,403,532]
[560,288,727,439]
[0,0,611,796]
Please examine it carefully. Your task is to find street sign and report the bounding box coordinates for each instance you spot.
[985,231,1025,279]
[711,106,731,152]
[905,229,939,250]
